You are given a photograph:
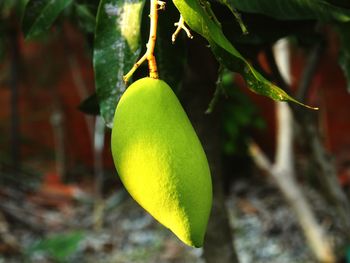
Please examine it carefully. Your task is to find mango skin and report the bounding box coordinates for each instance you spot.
[111,77,212,247]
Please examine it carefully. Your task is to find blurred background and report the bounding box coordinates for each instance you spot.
[2,1,350,263]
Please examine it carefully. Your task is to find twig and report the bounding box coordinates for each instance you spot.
[172,15,193,44]
[221,0,248,34]
[205,65,225,114]
[147,0,159,78]
[124,0,161,82]
[248,141,272,171]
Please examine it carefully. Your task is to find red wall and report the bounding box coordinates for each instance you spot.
[0,23,114,175]
[1,23,350,180]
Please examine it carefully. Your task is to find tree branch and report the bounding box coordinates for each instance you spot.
[251,39,335,263]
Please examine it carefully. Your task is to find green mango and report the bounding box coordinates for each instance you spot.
[111,77,212,247]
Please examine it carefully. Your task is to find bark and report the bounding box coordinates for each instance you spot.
[9,28,20,175]
[292,42,350,239]
[297,112,350,240]
[181,37,239,263]
[250,39,335,263]
[268,39,350,241]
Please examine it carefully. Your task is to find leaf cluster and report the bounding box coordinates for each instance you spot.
[18,0,350,126]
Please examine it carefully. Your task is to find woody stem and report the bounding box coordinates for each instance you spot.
[123,0,159,83]
[147,0,159,79]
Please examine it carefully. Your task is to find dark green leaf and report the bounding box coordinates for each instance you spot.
[215,5,319,47]
[79,93,100,115]
[22,0,73,39]
[337,22,350,92]
[230,0,350,22]
[75,3,96,33]
[172,0,316,108]
[94,0,145,127]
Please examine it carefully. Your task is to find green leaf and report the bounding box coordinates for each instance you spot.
[79,93,100,115]
[22,0,73,39]
[94,0,145,127]
[27,231,84,262]
[230,0,350,22]
[337,22,350,92]
[172,0,317,108]
[75,3,96,33]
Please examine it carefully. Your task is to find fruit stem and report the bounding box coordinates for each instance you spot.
[147,0,159,79]
[123,0,160,83]
[123,53,147,83]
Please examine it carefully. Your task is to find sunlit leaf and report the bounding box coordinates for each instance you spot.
[94,0,145,127]
[22,0,73,39]
[172,0,317,108]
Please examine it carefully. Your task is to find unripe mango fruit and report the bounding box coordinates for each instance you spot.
[111,77,212,247]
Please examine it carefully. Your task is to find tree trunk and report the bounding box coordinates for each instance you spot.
[181,37,239,263]
[9,28,20,175]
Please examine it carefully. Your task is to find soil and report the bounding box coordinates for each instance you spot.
[0,176,346,263]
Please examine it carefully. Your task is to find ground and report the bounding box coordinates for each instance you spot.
[0,174,345,263]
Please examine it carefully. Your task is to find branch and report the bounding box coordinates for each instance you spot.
[146,0,159,78]
[250,39,335,263]
[248,140,272,172]
[288,38,350,239]
[172,15,193,44]
[123,0,162,82]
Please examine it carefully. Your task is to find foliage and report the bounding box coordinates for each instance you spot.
[1,0,349,260]
[19,0,350,125]
[26,231,85,262]
[22,0,73,40]
[93,0,145,127]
